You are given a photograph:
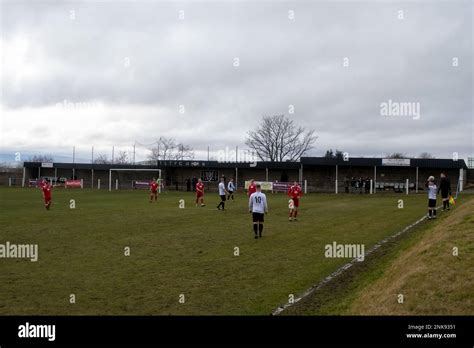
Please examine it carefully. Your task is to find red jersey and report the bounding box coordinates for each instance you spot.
[248,183,257,197]
[42,184,52,199]
[150,182,158,192]
[196,182,204,194]
[288,185,303,199]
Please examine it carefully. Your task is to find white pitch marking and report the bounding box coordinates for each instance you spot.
[271,206,443,315]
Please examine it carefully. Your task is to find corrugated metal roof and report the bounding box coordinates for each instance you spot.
[301,157,467,169]
[23,157,467,170]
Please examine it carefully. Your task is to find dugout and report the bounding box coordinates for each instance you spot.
[301,157,467,194]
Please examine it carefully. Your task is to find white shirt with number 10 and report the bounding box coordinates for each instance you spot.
[249,192,268,214]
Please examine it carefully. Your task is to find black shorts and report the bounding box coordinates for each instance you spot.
[220,195,226,202]
[252,212,264,222]
[228,190,234,194]
[440,189,450,199]
[428,199,436,208]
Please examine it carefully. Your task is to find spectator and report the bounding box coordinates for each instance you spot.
[186,178,191,192]
[365,177,370,193]
[350,177,356,193]
[344,176,350,193]
[438,173,452,211]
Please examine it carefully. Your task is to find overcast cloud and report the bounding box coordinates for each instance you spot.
[1,0,472,163]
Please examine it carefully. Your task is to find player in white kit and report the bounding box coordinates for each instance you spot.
[249,184,268,239]
[425,176,438,219]
[217,177,229,210]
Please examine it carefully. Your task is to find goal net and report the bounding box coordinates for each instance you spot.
[109,168,162,192]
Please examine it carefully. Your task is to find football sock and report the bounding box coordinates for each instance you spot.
[258,224,263,236]
[434,209,437,217]
[294,210,298,218]
[253,224,258,235]
[429,210,432,217]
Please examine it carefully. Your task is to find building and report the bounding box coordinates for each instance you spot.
[16,157,468,193]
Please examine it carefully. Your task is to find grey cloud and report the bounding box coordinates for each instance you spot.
[1,0,472,160]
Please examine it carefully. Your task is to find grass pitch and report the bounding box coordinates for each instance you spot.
[0,187,458,315]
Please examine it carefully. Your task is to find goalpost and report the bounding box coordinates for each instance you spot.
[109,168,162,192]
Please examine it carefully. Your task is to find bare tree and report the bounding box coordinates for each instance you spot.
[174,143,195,160]
[117,151,129,164]
[148,137,176,161]
[387,152,408,159]
[29,154,54,162]
[94,154,110,164]
[245,115,317,162]
[148,137,194,162]
[324,149,344,159]
[418,152,435,159]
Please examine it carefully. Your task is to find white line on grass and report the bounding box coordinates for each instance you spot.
[271,205,443,315]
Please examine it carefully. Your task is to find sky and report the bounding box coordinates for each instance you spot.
[1,0,473,164]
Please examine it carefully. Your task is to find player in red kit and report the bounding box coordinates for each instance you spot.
[149,178,159,203]
[195,178,205,207]
[41,179,52,210]
[288,181,303,221]
[247,179,257,197]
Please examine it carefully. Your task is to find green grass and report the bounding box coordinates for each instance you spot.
[0,187,436,315]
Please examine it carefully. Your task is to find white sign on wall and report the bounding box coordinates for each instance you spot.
[41,162,54,168]
[381,158,411,167]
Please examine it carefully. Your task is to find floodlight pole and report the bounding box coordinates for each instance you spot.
[72,146,75,179]
[235,167,238,190]
[299,163,303,185]
[373,166,377,194]
[133,142,136,164]
[109,169,112,191]
[158,169,162,193]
